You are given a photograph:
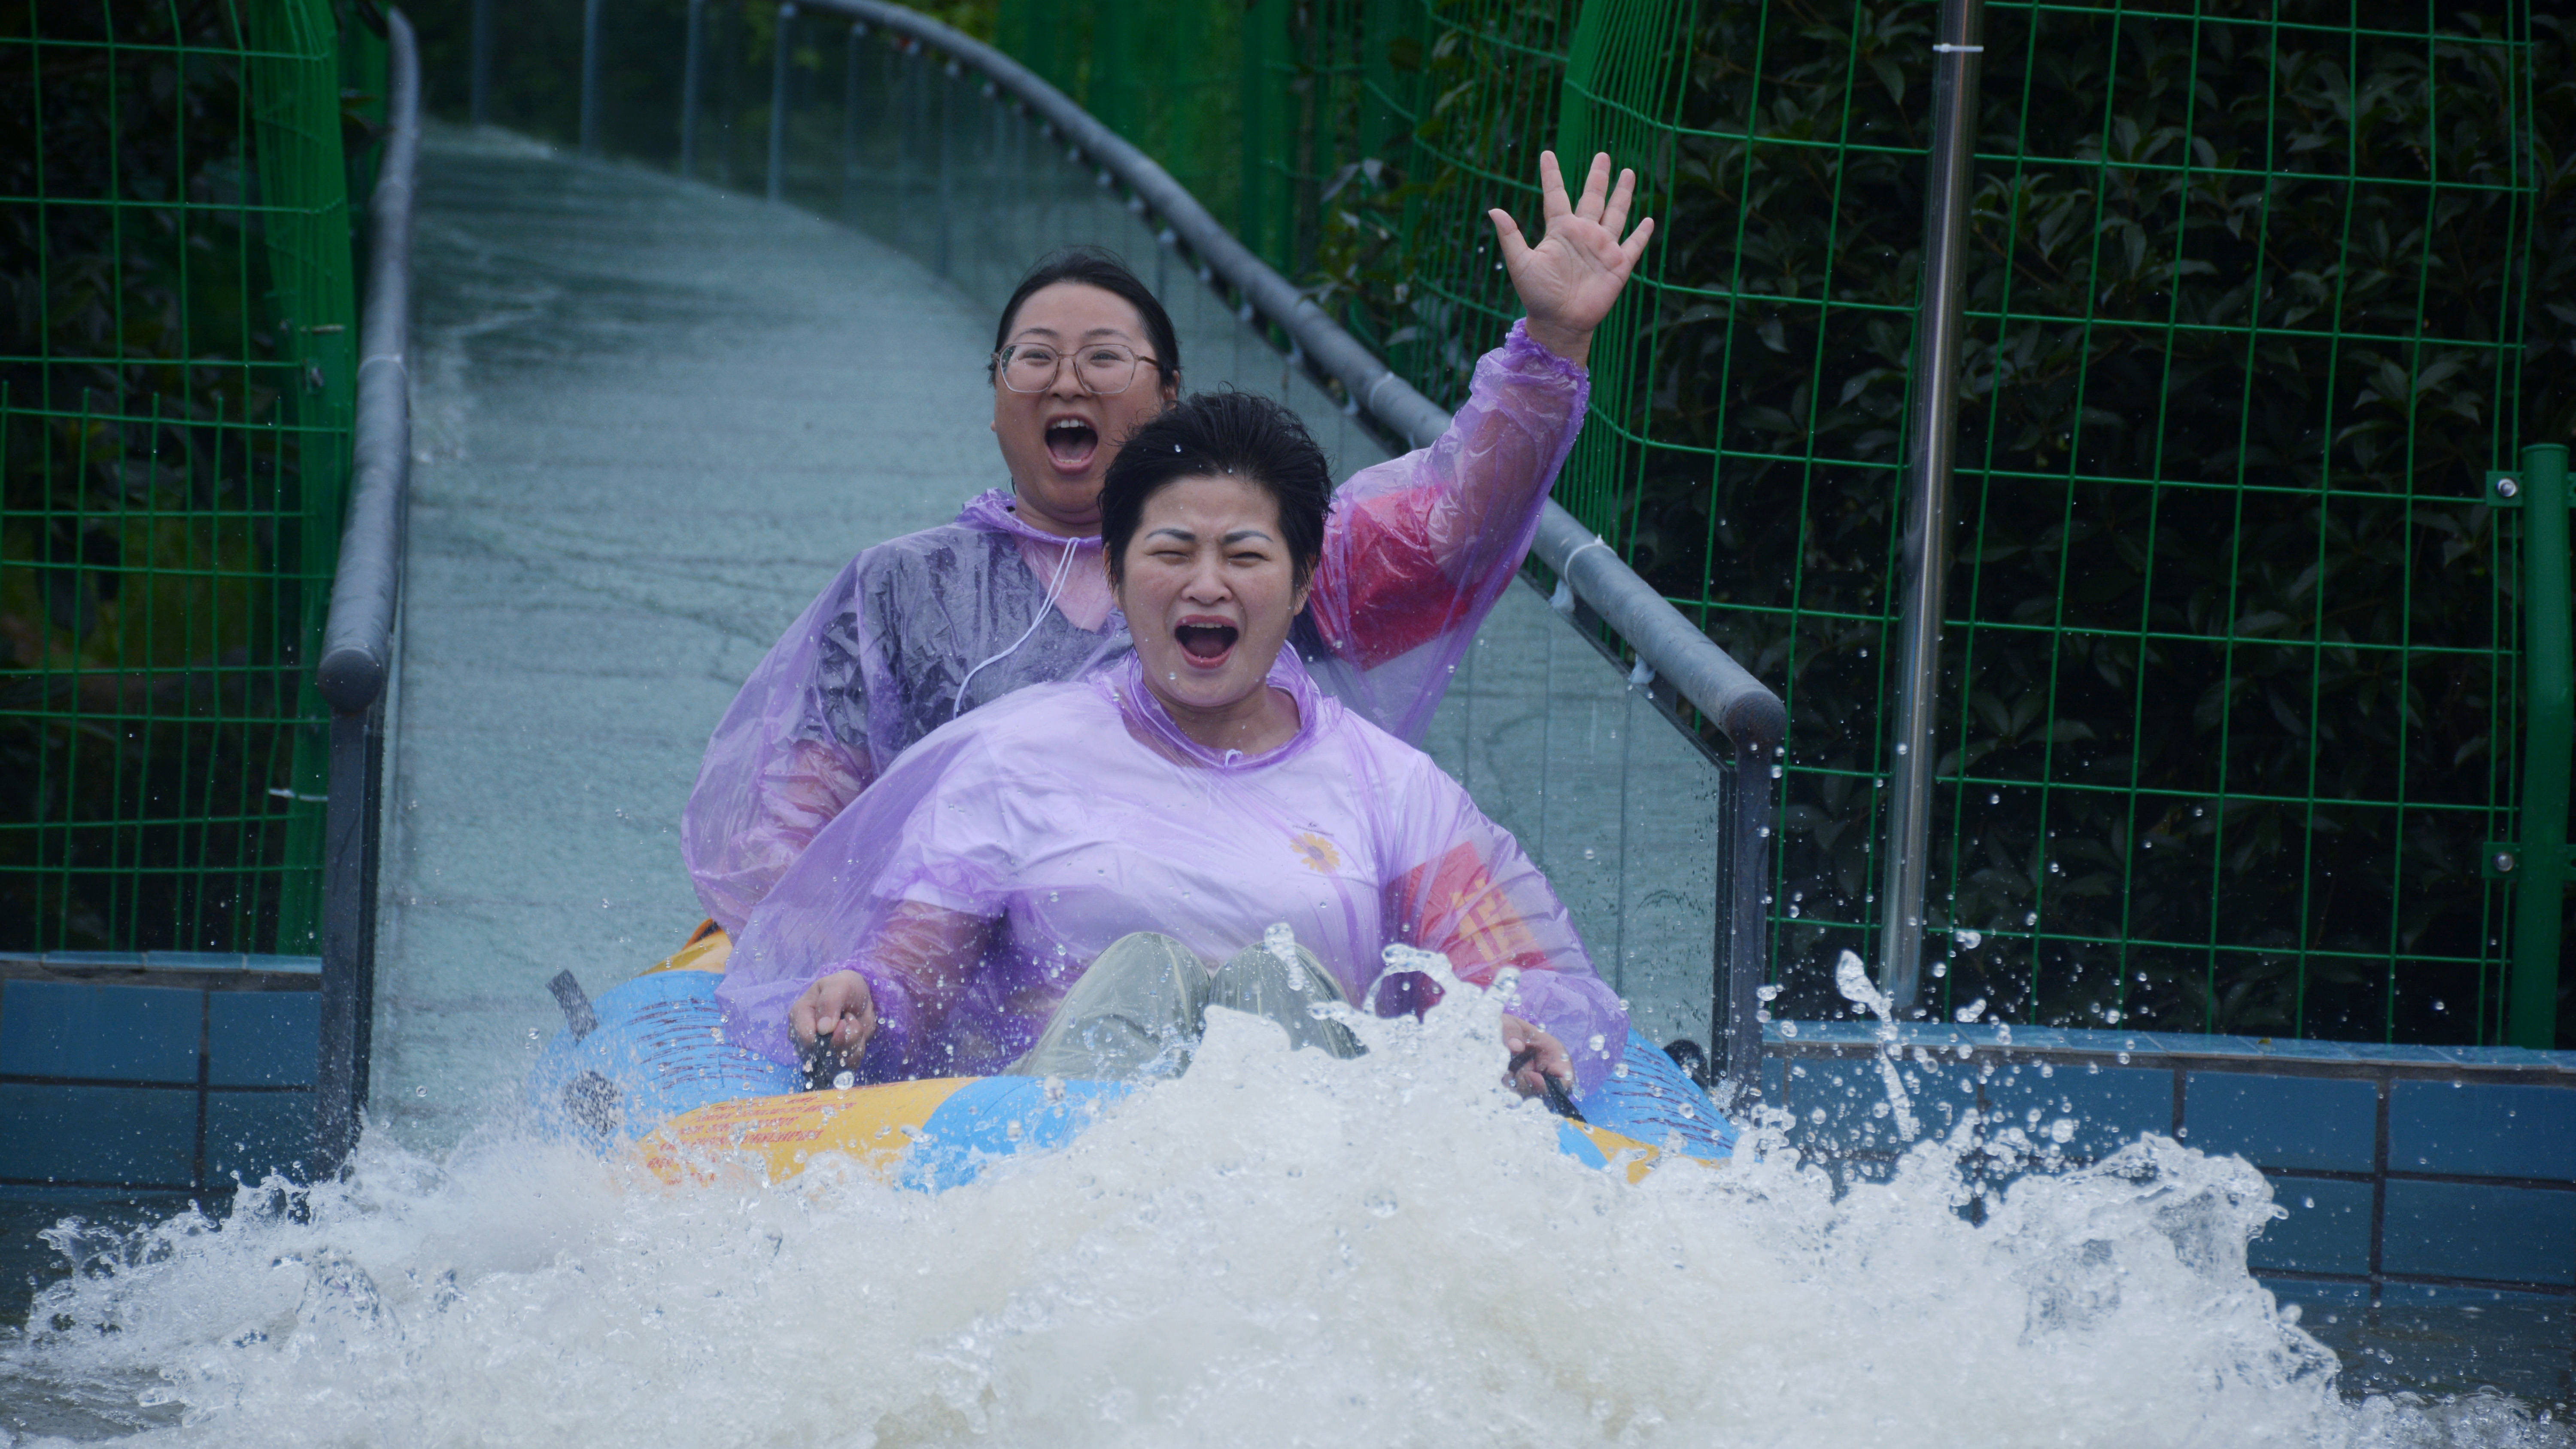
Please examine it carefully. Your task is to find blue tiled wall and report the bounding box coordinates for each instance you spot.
[0,981,202,1082]
[2185,1073,2377,1173]
[1764,1021,2576,1298]
[0,963,320,1193]
[2388,1082,2576,1181]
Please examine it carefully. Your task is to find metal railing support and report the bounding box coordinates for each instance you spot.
[2511,442,2570,1049]
[934,58,952,276]
[768,2,796,202]
[469,0,492,125]
[842,21,864,215]
[580,0,604,155]
[1877,0,1984,1011]
[680,0,704,176]
[315,6,421,1173]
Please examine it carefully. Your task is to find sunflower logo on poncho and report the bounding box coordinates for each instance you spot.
[1290,832,1341,874]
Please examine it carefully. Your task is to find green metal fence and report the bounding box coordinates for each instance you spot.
[994,0,2567,1047]
[1,0,373,955]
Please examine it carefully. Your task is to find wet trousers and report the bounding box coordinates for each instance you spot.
[1006,931,1366,1081]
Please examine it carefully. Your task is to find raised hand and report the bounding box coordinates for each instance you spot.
[1487,151,1655,368]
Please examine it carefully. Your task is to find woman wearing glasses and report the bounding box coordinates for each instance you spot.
[683,152,1654,937]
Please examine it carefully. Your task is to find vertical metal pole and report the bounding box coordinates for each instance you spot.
[894,47,914,240]
[768,2,796,203]
[579,0,603,155]
[934,62,952,276]
[469,0,492,125]
[1716,744,1774,1096]
[316,702,384,1173]
[1876,0,1984,1010]
[842,23,863,216]
[2512,442,2570,1049]
[680,0,704,177]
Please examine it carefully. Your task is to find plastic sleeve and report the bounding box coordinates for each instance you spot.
[1303,321,1590,743]
[682,560,888,934]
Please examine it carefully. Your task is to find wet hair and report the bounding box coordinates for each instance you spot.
[1100,391,1330,591]
[990,246,1181,389]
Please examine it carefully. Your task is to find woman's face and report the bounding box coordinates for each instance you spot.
[990,282,1177,539]
[1115,474,1312,723]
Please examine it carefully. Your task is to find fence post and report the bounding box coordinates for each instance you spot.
[1876,0,1984,1011]
[680,0,704,176]
[769,2,796,202]
[316,703,384,1169]
[2512,442,2570,1049]
[843,22,864,215]
[580,0,603,154]
[934,58,952,276]
[1716,744,1772,1095]
[469,0,491,124]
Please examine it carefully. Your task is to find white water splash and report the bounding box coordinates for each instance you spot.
[1833,948,1922,1141]
[1,981,2562,1448]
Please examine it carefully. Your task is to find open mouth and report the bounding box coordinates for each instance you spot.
[1045,416,1099,471]
[1174,621,1239,666]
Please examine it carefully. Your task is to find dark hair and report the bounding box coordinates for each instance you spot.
[1100,392,1331,590]
[989,246,1182,389]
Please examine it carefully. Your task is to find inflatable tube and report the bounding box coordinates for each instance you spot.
[529,933,1737,1190]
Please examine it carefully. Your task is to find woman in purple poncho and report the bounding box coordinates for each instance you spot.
[718,392,1628,1097]
[681,152,1656,938]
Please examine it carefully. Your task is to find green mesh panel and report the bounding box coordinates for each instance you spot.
[1,0,367,954]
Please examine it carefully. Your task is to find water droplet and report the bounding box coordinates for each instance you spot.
[2023,911,2038,926]
[1956,930,1983,951]
[1582,847,1596,860]
[414,1085,427,1097]
[1954,997,1987,1024]
[833,1070,856,1091]
[1770,763,1784,778]
[1895,742,1908,756]
[2049,1118,2077,1145]
[1929,961,1947,978]
[2432,999,2445,1012]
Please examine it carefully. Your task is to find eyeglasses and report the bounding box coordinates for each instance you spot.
[994,341,1160,396]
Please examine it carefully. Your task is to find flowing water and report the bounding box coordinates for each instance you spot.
[3,981,2565,1447]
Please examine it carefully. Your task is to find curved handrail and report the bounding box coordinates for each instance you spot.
[317,7,422,714]
[805,0,1784,755]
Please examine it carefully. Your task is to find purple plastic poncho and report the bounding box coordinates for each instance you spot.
[682,322,1589,934]
[717,649,1631,1094]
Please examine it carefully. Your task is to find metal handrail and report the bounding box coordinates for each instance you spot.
[790,0,1786,758]
[314,6,421,1170]
[319,15,420,712]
